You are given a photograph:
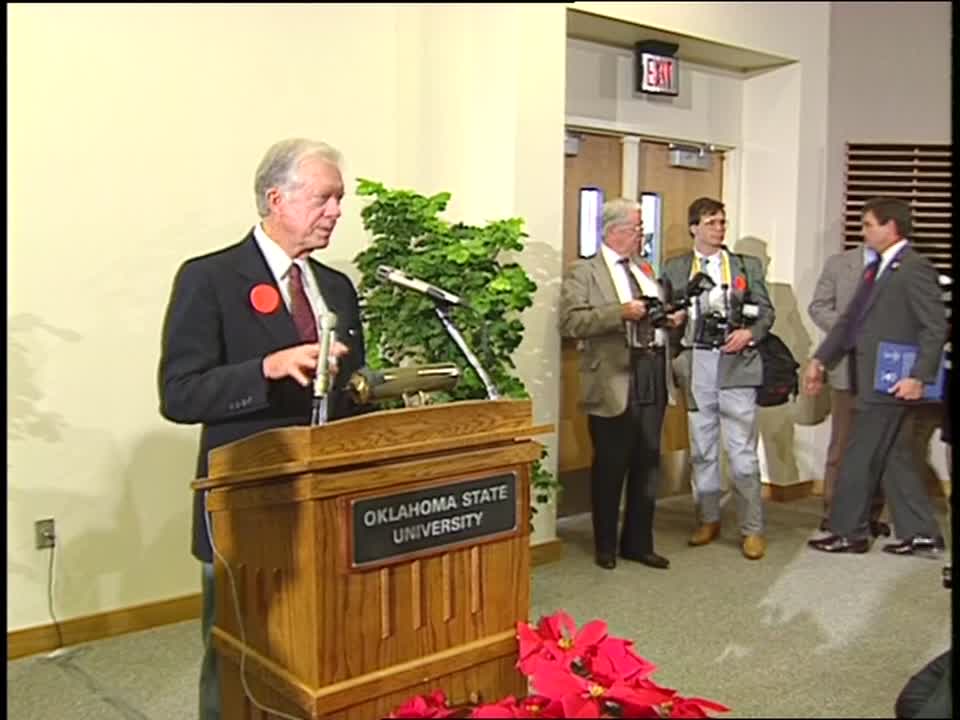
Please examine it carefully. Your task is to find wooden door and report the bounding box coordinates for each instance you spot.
[558,133,622,475]
[557,133,621,517]
[638,140,724,495]
[557,135,725,513]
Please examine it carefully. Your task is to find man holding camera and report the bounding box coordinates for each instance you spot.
[662,197,775,560]
[559,198,685,571]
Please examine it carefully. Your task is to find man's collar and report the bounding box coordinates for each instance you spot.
[694,246,724,260]
[600,241,628,264]
[880,238,908,262]
[254,223,297,280]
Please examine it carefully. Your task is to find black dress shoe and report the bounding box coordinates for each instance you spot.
[595,553,616,570]
[870,521,892,538]
[621,551,670,569]
[808,534,871,554]
[882,535,945,558]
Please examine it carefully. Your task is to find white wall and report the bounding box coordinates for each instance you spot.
[821,0,952,480]
[10,0,950,634]
[823,0,952,256]
[566,39,743,148]
[570,2,951,487]
[568,2,832,485]
[8,4,565,631]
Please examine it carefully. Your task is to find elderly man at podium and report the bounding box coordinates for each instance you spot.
[158,138,367,720]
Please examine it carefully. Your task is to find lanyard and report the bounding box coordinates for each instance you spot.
[691,250,732,286]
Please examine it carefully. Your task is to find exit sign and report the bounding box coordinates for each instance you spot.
[638,52,679,96]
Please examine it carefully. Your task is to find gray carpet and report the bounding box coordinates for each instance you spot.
[8,495,951,719]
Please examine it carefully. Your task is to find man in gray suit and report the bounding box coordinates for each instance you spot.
[805,197,946,557]
[661,197,775,560]
[559,198,685,570]
[808,244,891,538]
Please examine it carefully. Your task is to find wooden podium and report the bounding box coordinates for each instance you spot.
[193,399,551,719]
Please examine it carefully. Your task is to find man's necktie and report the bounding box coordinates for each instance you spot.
[288,263,318,343]
[619,257,655,348]
[845,258,881,345]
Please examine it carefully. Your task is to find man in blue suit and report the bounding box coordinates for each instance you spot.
[158,138,367,719]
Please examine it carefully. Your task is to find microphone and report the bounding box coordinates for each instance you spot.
[376,265,467,307]
[314,312,338,397]
[347,364,460,404]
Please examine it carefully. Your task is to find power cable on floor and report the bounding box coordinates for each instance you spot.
[46,542,65,651]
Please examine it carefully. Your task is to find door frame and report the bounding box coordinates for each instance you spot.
[565,118,742,245]
[559,120,743,506]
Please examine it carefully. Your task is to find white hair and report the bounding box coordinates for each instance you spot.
[254,138,342,217]
[601,198,641,238]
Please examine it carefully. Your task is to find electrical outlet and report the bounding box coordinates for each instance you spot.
[35,518,55,550]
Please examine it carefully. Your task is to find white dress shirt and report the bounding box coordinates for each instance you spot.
[253,223,329,317]
[876,238,908,279]
[694,249,725,288]
[692,249,730,317]
[600,242,666,346]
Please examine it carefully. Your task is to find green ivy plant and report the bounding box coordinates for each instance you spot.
[353,179,559,506]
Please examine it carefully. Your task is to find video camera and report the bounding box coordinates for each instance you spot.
[644,272,716,329]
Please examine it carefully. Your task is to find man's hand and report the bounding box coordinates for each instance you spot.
[891,377,924,401]
[667,309,687,328]
[262,341,352,386]
[722,328,753,354]
[622,300,647,322]
[327,340,350,377]
[803,359,825,397]
[262,344,320,386]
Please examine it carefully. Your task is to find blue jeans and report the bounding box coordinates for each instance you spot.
[200,562,220,720]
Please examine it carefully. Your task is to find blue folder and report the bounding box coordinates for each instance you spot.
[874,341,946,400]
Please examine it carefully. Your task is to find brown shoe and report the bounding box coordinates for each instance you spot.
[742,535,767,560]
[688,522,721,546]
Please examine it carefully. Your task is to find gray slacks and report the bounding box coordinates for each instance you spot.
[688,349,765,534]
[830,402,941,541]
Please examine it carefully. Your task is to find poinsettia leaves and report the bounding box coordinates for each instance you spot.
[388,689,456,718]
[666,697,732,718]
[392,612,729,719]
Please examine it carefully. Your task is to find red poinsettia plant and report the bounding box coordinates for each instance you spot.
[388,611,729,719]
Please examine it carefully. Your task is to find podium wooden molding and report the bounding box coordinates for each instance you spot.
[193,399,551,719]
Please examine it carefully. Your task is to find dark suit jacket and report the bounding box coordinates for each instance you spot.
[158,231,366,561]
[661,251,774,407]
[813,244,945,405]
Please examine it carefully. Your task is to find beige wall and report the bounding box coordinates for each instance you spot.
[10,1,950,633]
[8,3,564,631]
[820,0,952,480]
[823,0,952,256]
[568,2,833,485]
[566,39,744,148]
